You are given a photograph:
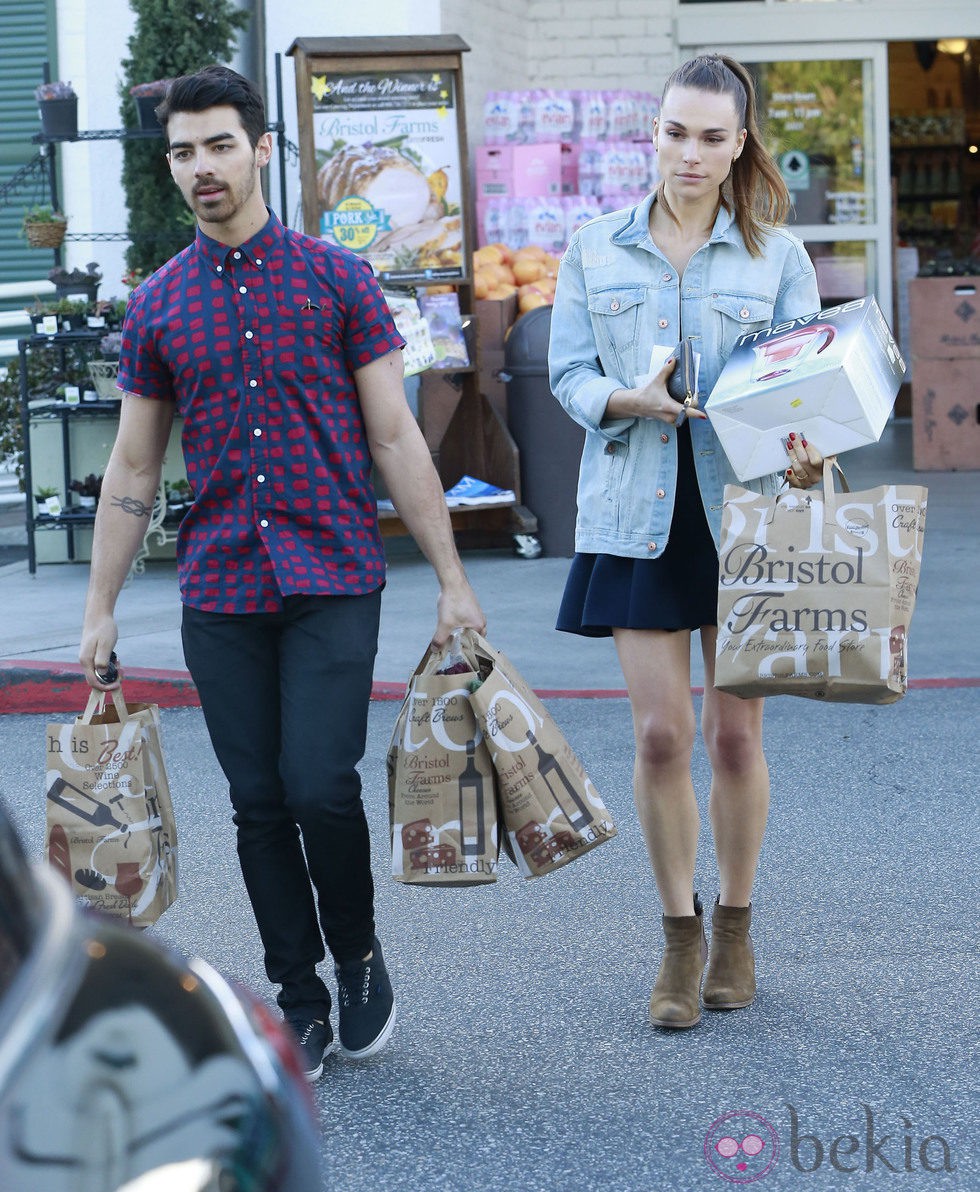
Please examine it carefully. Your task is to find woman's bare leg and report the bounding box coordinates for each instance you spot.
[613,627,700,916]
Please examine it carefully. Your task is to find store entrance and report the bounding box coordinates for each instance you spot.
[888,39,979,264]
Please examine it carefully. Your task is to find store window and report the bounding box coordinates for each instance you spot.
[749,58,873,227]
[744,55,881,306]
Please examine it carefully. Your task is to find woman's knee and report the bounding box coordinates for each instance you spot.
[634,709,696,770]
[703,717,765,774]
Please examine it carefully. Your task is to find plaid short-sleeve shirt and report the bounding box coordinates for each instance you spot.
[118,210,405,614]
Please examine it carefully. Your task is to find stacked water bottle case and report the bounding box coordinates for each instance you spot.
[475,88,661,254]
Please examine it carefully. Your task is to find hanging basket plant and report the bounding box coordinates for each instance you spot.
[21,204,68,249]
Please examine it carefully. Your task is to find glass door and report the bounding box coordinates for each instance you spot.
[683,42,893,320]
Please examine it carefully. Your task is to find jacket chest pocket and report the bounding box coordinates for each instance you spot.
[587,288,645,382]
[710,294,776,359]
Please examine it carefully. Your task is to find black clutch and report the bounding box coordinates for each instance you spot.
[666,337,698,404]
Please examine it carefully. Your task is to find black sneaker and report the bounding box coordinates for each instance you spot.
[335,935,396,1059]
[285,1015,335,1082]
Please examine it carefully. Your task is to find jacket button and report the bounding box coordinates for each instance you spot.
[740,307,750,318]
[657,488,666,499]
[658,318,668,328]
[662,273,672,282]
[647,541,657,551]
[610,299,620,311]
[660,432,669,443]
[604,442,616,454]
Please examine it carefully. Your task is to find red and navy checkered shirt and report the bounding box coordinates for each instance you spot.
[118,210,405,614]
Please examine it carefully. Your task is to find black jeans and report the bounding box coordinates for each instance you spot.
[181,590,382,1020]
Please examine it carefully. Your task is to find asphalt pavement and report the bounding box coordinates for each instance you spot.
[0,419,977,1189]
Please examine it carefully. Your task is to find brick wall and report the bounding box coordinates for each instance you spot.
[525,0,674,90]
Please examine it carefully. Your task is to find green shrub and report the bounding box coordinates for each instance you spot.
[120,0,250,278]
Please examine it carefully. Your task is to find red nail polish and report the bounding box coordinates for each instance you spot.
[788,432,796,441]
[801,438,808,447]
[786,468,793,475]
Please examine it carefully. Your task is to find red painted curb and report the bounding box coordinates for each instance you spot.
[1,660,977,715]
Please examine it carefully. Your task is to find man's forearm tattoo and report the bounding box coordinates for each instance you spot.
[110,494,153,520]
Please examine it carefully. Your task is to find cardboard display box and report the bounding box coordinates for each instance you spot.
[706,295,905,482]
[911,358,980,470]
[474,143,562,198]
[907,277,980,360]
[474,293,519,352]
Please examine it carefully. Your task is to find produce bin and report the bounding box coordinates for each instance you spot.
[502,306,585,557]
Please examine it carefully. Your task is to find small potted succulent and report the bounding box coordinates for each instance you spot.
[35,80,78,140]
[69,473,103,510]
[129,80,171,132]
[21,204,68,250]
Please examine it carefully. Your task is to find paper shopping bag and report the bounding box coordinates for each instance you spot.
[457,629,616,878]
[387,642,499,886]
[45,687,178,925]
[714,460,928,704]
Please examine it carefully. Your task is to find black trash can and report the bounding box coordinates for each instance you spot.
[503,306,585,558]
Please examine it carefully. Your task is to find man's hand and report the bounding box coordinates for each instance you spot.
[80,615,121,690]
[433,580,487,650]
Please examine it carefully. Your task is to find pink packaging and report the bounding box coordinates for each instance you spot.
[560,141,581,195]
[475,143,562,198]
[533,90,576,142]
[524,197,566,253]
[483,91,522,144]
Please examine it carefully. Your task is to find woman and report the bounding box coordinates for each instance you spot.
[549,54,823,1029]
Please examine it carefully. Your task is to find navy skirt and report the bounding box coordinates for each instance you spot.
[556,420,719,637]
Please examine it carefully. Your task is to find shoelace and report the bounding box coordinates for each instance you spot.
[339,962,372,1008]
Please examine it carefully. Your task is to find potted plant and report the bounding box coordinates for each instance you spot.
[49,263,102,303]
[51,298,89,333]
[34,485,60,515]
[165,478,192,519]
[69,473,103,510]
[86,331,124,400]
[99,331,123,360]
[20,204,68,250]
[129,80,171,132]
[35,80,78,140]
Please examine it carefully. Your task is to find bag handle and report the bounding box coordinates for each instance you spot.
[821,455,849,494]
[80,686,130,725]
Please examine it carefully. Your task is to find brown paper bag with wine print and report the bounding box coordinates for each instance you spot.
[387,640,499,886]
[714,459,927,704]
[45,687,178,926]
[458,630,616,878]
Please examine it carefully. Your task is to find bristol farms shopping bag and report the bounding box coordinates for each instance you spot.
[45,687,178,925]
[458,629,617,878]
[387,644,500,886]
[715,460,928,704]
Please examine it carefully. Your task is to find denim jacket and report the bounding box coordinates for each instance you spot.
[548,192,820,558]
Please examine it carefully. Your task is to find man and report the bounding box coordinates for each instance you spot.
[79,65,485,1081]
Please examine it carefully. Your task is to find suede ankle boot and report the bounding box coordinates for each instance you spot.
[702,898,756,1010]
[649,894,708,1029]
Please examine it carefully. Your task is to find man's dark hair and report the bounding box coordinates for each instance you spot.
[157,64,266,148]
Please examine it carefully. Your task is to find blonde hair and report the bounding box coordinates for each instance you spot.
[660,53,790,257]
